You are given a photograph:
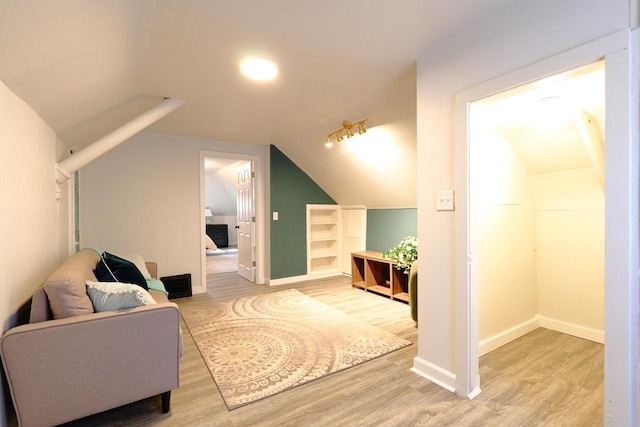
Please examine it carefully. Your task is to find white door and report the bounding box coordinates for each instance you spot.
[342,208,366,274]
[236,162,255,282]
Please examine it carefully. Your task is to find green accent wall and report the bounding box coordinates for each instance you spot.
[270,145,336,279]
[366,208,417,252]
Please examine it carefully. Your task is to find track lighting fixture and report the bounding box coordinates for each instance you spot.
[325,119,367,147]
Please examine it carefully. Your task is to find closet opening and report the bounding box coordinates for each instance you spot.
[470,61,605,405]
[454,32,636,421]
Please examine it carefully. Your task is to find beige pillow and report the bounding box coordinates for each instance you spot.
[205,234,217,250]
[44,249,99,319]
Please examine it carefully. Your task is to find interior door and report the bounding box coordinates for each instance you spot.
[342,207,366,274]
[236,162,255,282]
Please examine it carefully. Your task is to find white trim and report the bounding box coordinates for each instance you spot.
[411,357,457,394]
[455,29,638,425]
[454,98,477,397]
[602,29,639,427]
[479,317,540,356]
[267,273,347,286]
[267,274,310,286]
[455,30,628,104]
[479,317,605,357]
[539,318,604,345]
[67,175,76,256]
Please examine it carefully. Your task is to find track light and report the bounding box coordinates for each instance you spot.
[345,124,354,138]
[325,119,368,148]
[357,121,367,135]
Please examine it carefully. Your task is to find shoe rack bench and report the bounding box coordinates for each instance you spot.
[351,251,409,303]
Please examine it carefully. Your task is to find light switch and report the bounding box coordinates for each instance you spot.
[273,212,279,221]
[436,190,455,211]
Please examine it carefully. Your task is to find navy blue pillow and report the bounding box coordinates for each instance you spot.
[94,252,148,290]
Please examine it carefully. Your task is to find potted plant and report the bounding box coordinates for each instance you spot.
[383,236,418,274]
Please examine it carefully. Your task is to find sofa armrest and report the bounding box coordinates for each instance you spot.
[146,261,158,279]
[1,303,181,427]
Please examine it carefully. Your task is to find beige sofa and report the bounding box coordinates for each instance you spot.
[0,249,183,427]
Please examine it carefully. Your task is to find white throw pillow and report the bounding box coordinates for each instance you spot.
[86,281,156,312]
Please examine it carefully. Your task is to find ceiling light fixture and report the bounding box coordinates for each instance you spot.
[325,119,367,148]
[240,57,278,81]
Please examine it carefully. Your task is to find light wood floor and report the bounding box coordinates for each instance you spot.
[63,273,604,426]
[206,252,238,275]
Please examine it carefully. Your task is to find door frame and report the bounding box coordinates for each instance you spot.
[200,151,265,289]
[454,29,638,424]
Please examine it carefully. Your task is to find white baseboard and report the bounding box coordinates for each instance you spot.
[539,317,604,344]
[267,272,347,286]
[267,274,309,286]
[479,317,541,356]
[411,356,456,393]
[480,316,605,356]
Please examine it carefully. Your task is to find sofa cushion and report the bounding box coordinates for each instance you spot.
[44,249,99,319]
[86,281,157,312]
[94,252,148,290]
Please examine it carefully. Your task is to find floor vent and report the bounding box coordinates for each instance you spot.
[160,273,192,299]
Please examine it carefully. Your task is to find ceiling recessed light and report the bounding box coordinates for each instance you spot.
[240,57,278,81]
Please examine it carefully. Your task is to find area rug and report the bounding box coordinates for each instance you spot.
[180,289,412,410]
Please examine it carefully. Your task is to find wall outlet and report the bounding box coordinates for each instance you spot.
[436,190,455,211]
[273,212,279,220]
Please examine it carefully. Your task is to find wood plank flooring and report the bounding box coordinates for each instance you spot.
[206,253,238,274]
[62,273,604,426]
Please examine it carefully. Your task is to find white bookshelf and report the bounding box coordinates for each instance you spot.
[306,204,342,277]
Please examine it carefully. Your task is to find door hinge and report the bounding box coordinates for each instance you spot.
[252,216,255,222]
[252,261,256,267]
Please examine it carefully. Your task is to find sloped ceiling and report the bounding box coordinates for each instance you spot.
[0,0,517,208]
[204,158,246,216]
[476,63,605,176]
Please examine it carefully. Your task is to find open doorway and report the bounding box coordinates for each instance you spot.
[471,61,605,356]
[200,151,263,289]
[204,157,244,275]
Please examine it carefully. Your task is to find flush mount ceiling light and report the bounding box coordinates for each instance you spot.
[325,119,367,148]
[240,57,278,81]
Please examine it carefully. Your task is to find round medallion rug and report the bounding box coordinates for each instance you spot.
[180,289,412,410]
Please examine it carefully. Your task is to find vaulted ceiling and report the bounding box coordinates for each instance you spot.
[0,0,517,207]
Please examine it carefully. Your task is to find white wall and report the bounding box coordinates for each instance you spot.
[205,159,244,246]
[533,168,604,339]
[472,132,538,353]
[80,132,267,292]
[473,131,605,355]
[0,81,61,426]
[415,0,632,393]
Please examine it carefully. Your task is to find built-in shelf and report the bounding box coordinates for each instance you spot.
[351,251,409,303]
[307,205,342,277]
